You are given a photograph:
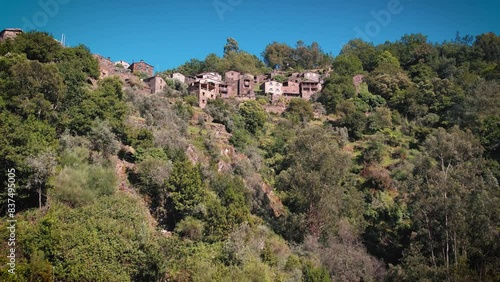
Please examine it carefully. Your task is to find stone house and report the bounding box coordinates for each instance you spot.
[225,70,240,81]
[263,81,283,96]
[129,60,154,77]
[219,82,230,99]
[300,80,321,100]
[282,81,300,97]
[222,80,239,98]
[144,76,166,94]
[263,81,283,101]
[0,28,22,41]
[219,82,239,99]
[223,70,241,98]
[223,71,256,97]
[288,76,302,84]
[302,72,320,82]
[196,72,222,82]
[238,74,255,97]
[189,72,224,108]
[171,73,186,83]
[254,74,268,84]
[189,79,219,108]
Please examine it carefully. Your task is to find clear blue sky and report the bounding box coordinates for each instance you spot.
[1,0,499,71]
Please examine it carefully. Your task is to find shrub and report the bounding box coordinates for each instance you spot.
[52,148,117,207]
[88,119,119,157]
[175,216,205,240]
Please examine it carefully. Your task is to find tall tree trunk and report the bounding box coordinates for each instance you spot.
[445,190,450,273]
[453,231,458,267]
[424,212,437,267]
[38,186,42,209]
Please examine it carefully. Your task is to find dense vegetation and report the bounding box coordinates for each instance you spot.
[0,31,499,281]
[163,38,333,76]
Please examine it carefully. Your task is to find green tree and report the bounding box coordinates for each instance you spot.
[276,126,365,239]
[331,54,363,76]
[166,161,205,227]
[262,42,294,69]
[474,32,500,62]
[0,113,58,213]
[224,37,240,56]
[318,74,357,114]
[5,31,63,63]
[239,100,267,135]
[5,59,66,122]
[341,39,379,71]
[175,58,206,76]
[56,45,99,109]
[88,119,119,157]
[64,77,128,134]
[401,127,500,280]
[285,98,314,123]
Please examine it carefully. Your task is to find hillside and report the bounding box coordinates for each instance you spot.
[0,30,499,281]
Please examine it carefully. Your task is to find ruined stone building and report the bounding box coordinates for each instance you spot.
[300,80,321,100]
[263,81,283,95]
[254,74,268,84]
[223,71,255,98]
[144,76,166,94]
[224,71,241,97]
[188,72,224,108]
[238,74,255,98]
[189,79,219,108]
[225,70,240,81]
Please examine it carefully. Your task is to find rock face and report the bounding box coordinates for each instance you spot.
[186,144,199,165]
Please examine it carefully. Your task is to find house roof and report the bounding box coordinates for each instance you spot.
[1,28,23,33]
[143,76,164,82]
[301,79,320,83]
[198,72,220,76]
[196,78,222,85]
[130,61,154,68]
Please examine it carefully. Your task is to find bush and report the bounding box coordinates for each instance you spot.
[368,107,393,132]
[184,94,199,106]
[239,100,268,135]
[175,216,205,240]
[52,148,117,207]
[19,195,166,281]
[285,98,314,123]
